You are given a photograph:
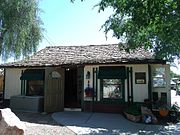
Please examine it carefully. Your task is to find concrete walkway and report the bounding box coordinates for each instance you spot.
[52,111,180,135]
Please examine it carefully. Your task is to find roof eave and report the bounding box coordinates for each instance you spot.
[0,59,166,68]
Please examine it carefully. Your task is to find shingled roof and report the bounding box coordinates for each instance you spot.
[0,44,165,68]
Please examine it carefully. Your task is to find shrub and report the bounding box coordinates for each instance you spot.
[124,104,141,116]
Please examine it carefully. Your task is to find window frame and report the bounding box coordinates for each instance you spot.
[100,79,125,103]
[135,72,146,84]
[152,67,166,88]
[21,69,45,96]
[26,80,44,96]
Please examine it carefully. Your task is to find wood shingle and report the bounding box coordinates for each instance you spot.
[0,44,165,67]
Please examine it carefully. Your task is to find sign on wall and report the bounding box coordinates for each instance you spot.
[135,72,146,84]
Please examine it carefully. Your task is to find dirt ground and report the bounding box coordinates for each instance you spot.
[15,112,76,135]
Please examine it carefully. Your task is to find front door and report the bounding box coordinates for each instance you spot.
[44,68,65,113]
[64,68,81,108]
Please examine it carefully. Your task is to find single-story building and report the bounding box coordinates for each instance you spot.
[0,44,171,113]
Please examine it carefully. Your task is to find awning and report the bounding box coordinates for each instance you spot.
[20,69,44,80]
[98,66,126,79]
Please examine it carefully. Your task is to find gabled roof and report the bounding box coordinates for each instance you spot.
[0,44,165,68]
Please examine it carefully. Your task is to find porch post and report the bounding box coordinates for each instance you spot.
[127,67,130,103]
[130,67,133,103]
[148,64,152,100]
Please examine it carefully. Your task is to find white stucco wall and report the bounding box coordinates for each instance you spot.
[4,68,24,99]
[132,65,149,102]
[84,66,99,101]
[84,64,170,103]
[151,64,171,105]
[84,64,149,102]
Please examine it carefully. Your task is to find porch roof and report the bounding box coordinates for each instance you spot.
[0,44,166,68]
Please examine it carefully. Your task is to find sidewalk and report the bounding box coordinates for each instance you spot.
[52,111,180,135]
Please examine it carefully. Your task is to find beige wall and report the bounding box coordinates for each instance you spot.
[151,64,171,105]
[84,66,99,101]
[4,68,23,99]
[84,64,170,103]
[132,65,149,102]
[4,63,170,104]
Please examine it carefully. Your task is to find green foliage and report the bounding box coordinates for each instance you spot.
[97,0,180,60]
[171,103,180,112]
[170,70,180,78]
[73,0,180,60]
[0,0,42,60]
[124,104,141,116]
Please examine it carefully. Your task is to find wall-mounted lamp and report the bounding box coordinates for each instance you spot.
[86,71,91,79]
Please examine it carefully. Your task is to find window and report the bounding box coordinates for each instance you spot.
[102,79,123,99]
[98,66,126,79]
[20,69,45,96]
[98,66,125,101]
[27,80,44,96]
[153,67,166,87]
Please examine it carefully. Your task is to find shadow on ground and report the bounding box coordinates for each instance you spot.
[52,111,180,135]
[15,112,62,126]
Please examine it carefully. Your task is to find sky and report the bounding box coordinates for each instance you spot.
[38,0,180,75]
[170,59,180,75]
[3,0,180,74]
[38,0,118,50]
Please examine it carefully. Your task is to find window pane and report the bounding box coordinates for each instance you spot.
[153,67,166,87]
[154,67,165,77]
[153,77,166,87]
[103,79,123,99]
[27,80,44,96]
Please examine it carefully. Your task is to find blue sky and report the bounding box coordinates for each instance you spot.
[38,0,118,50]
[38,0,180,74]
[3,0,180,74]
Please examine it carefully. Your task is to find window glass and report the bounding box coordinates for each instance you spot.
[153,67,166,87]
[103,79,123,99]
[154,67,165,77]
[27,80,44,96]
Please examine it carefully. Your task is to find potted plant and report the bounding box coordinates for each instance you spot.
[124,104,142,122]
[159,105,169,117]
[169,103,180,122]
[157,97,170,117]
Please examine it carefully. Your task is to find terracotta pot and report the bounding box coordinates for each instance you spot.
[159,109,169,117]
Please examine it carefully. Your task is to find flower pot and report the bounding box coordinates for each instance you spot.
[159,109,169,117]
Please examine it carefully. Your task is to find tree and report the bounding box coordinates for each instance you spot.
[170,70,180,78]
[0,0,42,60]
[73,0,180,60]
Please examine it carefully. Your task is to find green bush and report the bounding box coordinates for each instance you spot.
[124,104,141,116]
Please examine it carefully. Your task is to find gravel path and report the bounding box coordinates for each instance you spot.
[15,112,76,135]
